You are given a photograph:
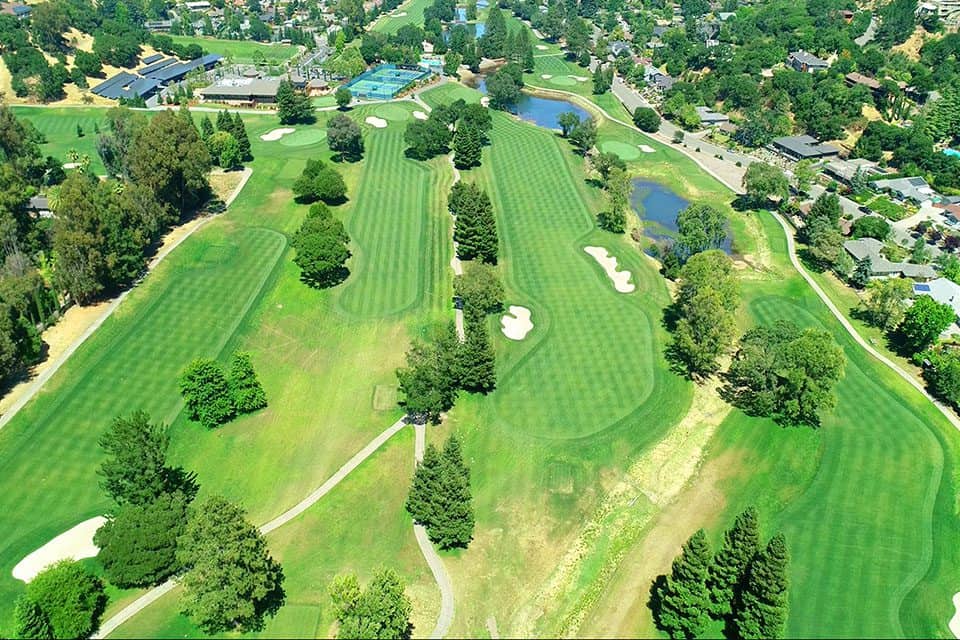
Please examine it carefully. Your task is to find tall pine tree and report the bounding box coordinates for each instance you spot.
[654,529,713,639]
[200,115,214,140]
[706,506,760,617]
[232,112,252,161]
[215,109,231,133]
[735,534,789,639]
[453,122,482,169]
[457,316,496,392]
[431,435,475,548]
[406,443,442,526]
[13,596,52,639]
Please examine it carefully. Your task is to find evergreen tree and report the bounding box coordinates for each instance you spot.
[517,27,534,71]
[452,122,482,169]
[178,358,236,429]
[276,80,315,124]
[431,435,475,548]
[654,529,713,639]
[457,316,496,393]
[200,115,214,140]
[406,443,442,525]
[330,569,412,639]
[735,534,790,639]
[229,351,267,414]
[232,112,252,160]
[216,109,231,133]
[452,183,498,263]
[850,257,872,289]
[396,323,461,423]
[177,497,285,633]
[480,6,507,58]
[25,561,107,640]
[98,410,175,505]
[706,507,761,617]
[13,596,53,639]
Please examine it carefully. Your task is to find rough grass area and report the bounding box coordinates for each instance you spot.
[372,0,434,34]
[169,35,299,64]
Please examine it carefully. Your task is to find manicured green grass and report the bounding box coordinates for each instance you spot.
[0,224,286,628]
[337,104,451,318]
[169,35,299,64]
[373,0,434,34]
[421,100,693,635]
[0,105,453,635]
[15,107,112,174]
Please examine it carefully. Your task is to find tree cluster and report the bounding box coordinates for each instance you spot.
[405,99,493,165]
[13,560,107,640]
[292,158,347,204]
[653,508,790,640]
[178,352,268,429]
[329,569,412,639]
[292,202,352,288]
[406,435,475,549]
[670,250,740,377]
[486,62,525,111]
[276,79,316,125]
[723,320,845,427]
[596,166,631,234]
[450,182,498,263]
[557,111,597,156]
[798,192,843,273]
[200,110,253,170]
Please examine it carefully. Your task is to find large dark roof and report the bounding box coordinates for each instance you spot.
[118,76,161,99]
[141,53,163,65]
[91,72,138,98]
[139,57,177,76]
[772,135,839,158]
[148,54,222,83]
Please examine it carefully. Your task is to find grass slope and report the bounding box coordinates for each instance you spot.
[0,105,452,635]
[169,36,299,64]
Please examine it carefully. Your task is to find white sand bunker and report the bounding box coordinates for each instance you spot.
[260,127,295,141]
[480,96,490,107]
[571,75,589,81]
[501,305,533,340]
[950,593,960,638]
[63,162,80,169]
[394,11,407,15]
[413,110,428,120]
[639,144,655,153]
[13,516,107,583]
[365,116,388,128]
[540,74,552,79]
[536,45,548,50]
[584,246,635,293]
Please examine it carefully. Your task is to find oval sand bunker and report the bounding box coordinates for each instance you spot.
[501,305,533,340]
[365,116,388,128]
[13,516,107,582]
[584,246,635,293]
[260,127,295,141]
[413,110,429,120]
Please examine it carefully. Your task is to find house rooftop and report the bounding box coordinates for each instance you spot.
[771,135,840,159]
[871,176,938,203]
[789,50,829,66]
[844,237,937,279]
[914,278,960,318]
[695,106,729,123]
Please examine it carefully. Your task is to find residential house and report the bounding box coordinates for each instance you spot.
[610,40,632,58]
[845,71,881,92]
[0,2,31,18]
[823,157,882,184]
[843,238,936,279]
[644,66,675,91]
[914,278,960,320]
[771,135,840,161]
[871,177,939,204]
[787,50,830,73]
[695,106,729,125]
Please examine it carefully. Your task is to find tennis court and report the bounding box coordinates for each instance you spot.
[343,64,430,100]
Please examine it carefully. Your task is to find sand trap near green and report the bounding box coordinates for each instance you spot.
[13,517,107,582]
[278,129,327,147]
[549,75,578,87]
[374,104,411,121]
[600,140,642,161]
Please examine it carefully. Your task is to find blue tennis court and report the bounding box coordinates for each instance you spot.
[343,64,430,100]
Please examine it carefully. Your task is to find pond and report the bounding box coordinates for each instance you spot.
[468,76,589,129]
[444,21,486,40]
[631,180,733,254]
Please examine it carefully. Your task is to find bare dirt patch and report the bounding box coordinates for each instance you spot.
[208,169,245,203]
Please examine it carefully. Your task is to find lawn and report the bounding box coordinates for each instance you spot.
[15,106,112,174]
[579,211,960,638]
[418,87,696,635]
[0,104,453,635]
[372,0,435,34]
[169,35,299,64]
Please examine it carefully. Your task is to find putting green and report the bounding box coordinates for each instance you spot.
[549,75,578,87]
[278,128,327,147]
[373,103,411,121]
[600,140,642,161]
